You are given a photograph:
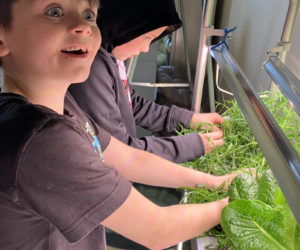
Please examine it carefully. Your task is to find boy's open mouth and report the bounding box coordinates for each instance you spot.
[61,47,88,55]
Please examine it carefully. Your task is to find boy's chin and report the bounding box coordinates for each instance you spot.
[68,71,90,84]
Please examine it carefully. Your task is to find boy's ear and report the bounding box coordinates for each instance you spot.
[0,27,10,57]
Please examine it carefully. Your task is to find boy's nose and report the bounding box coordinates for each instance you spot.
[70,19,92,35]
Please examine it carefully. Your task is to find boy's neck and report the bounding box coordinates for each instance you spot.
[3,74,67,115]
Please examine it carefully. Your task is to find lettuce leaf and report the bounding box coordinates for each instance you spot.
[228,173,258,202]
[221,200,298,250]
[257,169,277,206]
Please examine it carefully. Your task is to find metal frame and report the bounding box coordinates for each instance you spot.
[129,82,189,87]
[179,0,193,85]
[210,44,300,225]
[186,0,300,248]
[191,0,218,113]
[263,55,300,117]
[269,0,300,92]
[177,1,223,249]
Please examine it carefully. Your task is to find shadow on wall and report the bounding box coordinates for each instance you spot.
[214,0,233,30]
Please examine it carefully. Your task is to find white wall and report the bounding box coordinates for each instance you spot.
[171,0,203,76]
[172,0,300,91]
[218,0,300,91]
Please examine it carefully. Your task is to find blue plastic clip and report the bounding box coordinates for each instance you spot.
[210,26,237,51]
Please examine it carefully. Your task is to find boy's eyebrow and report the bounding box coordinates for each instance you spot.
[34,0,99,8]
[81,0,99,8]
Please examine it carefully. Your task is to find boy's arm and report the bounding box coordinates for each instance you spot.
[104,136,231,189]
[131,89,224,132]
[131,88,193,132]
[102,187,227,250]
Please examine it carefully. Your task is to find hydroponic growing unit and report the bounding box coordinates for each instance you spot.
[176,0,300,249]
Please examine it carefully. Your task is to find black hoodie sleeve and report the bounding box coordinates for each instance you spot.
[131,88,194,132]
[69,49,204,163]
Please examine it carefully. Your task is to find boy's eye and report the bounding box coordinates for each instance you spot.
[45,7,63,18]
[82,10,96,22]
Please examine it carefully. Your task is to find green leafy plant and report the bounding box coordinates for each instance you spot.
[228,173,258,202]
[221,171,300,250]
[179,92,300,249]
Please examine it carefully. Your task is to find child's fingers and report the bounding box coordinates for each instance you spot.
[211,138,224,147]
[200,131,224,154]
[212,126,222,132]
[237,168,257,178]
[204,130,223,139]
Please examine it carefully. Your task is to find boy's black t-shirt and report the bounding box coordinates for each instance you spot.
[0,92,132,250]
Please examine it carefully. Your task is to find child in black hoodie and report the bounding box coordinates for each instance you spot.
[69,2,226,248]
[69,0,225,164]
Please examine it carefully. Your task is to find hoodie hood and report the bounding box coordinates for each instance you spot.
[98,0,182,52]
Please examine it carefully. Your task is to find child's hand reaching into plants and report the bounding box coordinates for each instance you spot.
[199,127,224,154]
[212,168,257,190]
[191,112,225,130]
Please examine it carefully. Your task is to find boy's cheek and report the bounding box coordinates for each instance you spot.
[91,29,101,54]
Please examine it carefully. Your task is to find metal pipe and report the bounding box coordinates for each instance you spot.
[191,0,217,112]
[270,0,299,93]
[210,44,300,225]
[263,55,300,117]
[280,0,300,62]
[189,1,217,248]
[129,82,190,87]
[179,0,192,84]
[207,47,216,112]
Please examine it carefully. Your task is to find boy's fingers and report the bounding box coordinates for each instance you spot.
[204,130,223,139]
[212,126,222,132]
[211,138,224,147]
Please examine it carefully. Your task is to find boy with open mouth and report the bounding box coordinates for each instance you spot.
[0,0,240,249]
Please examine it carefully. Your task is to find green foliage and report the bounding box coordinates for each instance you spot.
[221,200,293,250]
[262,93,300,154]
[179,92,300,249]
[228,173,258,202]
[257,169,277,206]
[180,183,228,204]
[181,92,300,176]
[181,99,268,175]
[222,171,300,250]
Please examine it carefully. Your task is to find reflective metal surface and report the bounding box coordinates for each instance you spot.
[192,0,217,112]
[263,56,300,117]
[179,0,192,85]
[280,0,300,62]
[129,82,189,87]
[269,0,299,93]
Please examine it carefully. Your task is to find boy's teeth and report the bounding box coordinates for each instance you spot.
[63,47,87,52]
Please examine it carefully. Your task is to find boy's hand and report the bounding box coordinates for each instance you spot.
[213,168,257,189]
[199,128,224,154]
[191,112,224,130]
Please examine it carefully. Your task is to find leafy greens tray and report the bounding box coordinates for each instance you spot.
[179,93,300,249]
